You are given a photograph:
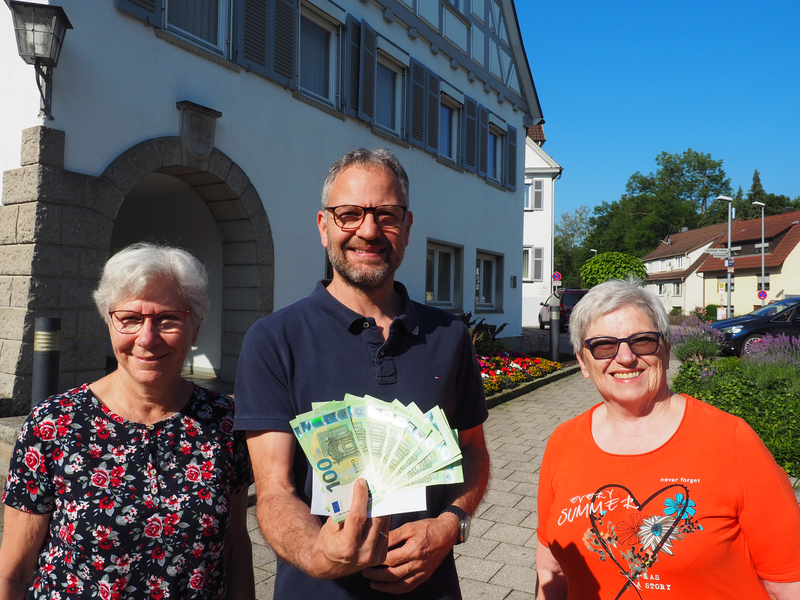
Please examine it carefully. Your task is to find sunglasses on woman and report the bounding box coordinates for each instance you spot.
[583,332,662,360]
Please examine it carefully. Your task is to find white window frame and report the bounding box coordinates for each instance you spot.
[298,6,341,107]
[675,256,684,268]
[673,282,683,296]
[522,247,544,282]
[426,243,461,309]
[525,179,544,211]
[758,273,770,291]
[755,242,770,254]
[164,0,230,55]
[657,283,667,296]
[375,53,406,136]
[475,251,503,311]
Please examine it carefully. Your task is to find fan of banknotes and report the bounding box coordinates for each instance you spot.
[290,394,463,523]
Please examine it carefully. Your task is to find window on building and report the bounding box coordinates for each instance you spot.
[657,284,667,296]
[165,0,229,53]
[674,282,683,296]
[522,247,543,281]
[675,256,683,268]
[299,9,340,106]
[375,56,405,135]
[486,127,503,182]
[439,97,462,162]
[755,242,770,254]
[758,273,770,291]
[426,242,462,310]
[524,180,544,211]
[475,252,503,310]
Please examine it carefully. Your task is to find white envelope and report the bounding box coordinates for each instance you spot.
[310,471,427,518]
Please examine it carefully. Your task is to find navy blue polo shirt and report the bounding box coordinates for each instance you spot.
[234,280,487,600]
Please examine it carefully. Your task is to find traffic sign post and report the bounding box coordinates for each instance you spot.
[552,272,562,281]
[758,290,767,301]
[707,248,729,259]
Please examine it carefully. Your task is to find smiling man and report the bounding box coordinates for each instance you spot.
[234,148,490,600]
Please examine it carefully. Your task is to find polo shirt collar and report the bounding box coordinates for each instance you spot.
[310,280,420,336]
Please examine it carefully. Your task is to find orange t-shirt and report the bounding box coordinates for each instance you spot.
[537,394,800,599]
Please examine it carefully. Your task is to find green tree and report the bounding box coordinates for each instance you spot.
[580,252,647,287]
[553,206,592,288]
[585,149,732,257]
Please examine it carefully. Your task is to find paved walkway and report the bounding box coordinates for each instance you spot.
[248,363,647,599]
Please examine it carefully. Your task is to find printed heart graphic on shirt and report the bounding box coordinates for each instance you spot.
[588,483,690,600]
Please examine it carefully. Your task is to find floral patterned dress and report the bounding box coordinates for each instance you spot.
[2,384,253,599]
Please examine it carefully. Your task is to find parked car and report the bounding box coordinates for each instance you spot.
[539,289,589,331]
[710,297,800,355]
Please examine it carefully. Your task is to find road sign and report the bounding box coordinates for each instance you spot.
[552,272,562,281]
[726,258,734,267]
[717,282,726,294]
[553,280,562,287]
[758,290,768,300]
[707,249,729,259]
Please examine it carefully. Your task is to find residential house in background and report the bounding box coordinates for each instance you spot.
[697,209,800,315]
[644,209,800,316]
[0,0,543,413]
[521,124,560,327]
[643,223,727,315]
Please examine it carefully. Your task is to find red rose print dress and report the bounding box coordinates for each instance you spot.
[2,384,253,599]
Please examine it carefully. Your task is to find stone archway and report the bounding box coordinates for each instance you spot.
[0,125,273,414]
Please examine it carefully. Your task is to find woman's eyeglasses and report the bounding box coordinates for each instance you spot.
[325,205,408,231]
[109,310,191,334]
[583,332,662,360]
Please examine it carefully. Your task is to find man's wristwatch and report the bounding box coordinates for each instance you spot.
[441,505,471,544]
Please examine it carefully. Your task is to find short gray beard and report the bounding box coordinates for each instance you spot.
[327,242,404,292]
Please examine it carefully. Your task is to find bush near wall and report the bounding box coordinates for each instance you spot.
[672,344,800,477]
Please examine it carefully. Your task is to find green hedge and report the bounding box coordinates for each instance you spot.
[672,358,800,477]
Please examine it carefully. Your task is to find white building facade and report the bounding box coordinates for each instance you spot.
[521,131,560,327]
[0,0,543,413]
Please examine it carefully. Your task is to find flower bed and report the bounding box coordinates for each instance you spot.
[479,352,561,397]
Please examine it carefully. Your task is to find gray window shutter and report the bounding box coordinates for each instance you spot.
[407,58,426,148]
[477,104,489,178]
[505,125,517,191]
[236,0,269,76]
[269,0,297,88]
[425,68,439,155]
[358,20,376,125]
[115,0,162,26]
[461,95,477,173]
[345,15,361,118]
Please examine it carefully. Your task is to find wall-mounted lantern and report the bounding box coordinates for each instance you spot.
[6,0,73,119]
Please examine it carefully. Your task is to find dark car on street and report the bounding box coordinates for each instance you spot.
[710,297,800,355]
[539,289,589,331]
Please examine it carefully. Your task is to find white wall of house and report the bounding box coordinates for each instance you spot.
[521,137,559,327]
[2,0,539,376]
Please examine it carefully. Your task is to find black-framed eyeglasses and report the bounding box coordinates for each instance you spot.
[325,205,408,231]
[583,332,662,360]
[109,310,191,334]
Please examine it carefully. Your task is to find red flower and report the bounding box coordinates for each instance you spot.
[91,468,110,488]
[220,418,233,434]
[189,569,205,590]
[51,448,64,461]
[143,515,163,538]
[198,488,211,500]
[151,546,166,561]
[24,448,45,472]
[36,420,57,441]
[99,497,114,510]
[26,480,38,495]
[185,464,202,482]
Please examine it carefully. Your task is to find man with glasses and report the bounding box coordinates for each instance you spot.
[234,148,489,599]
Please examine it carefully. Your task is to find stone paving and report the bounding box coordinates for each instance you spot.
[248,364,615,600]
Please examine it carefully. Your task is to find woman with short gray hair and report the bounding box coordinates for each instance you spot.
[536,278,800,599]
[0,242,255,599]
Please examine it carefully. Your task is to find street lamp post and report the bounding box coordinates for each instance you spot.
[590,249,598,255]
[717,195,733,318]
[753,201,765,306]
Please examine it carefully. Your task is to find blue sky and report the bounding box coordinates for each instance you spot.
[514,0,800,221]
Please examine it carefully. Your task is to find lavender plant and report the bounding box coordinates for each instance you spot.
[741,333,800,394]
[672,315,725,362]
